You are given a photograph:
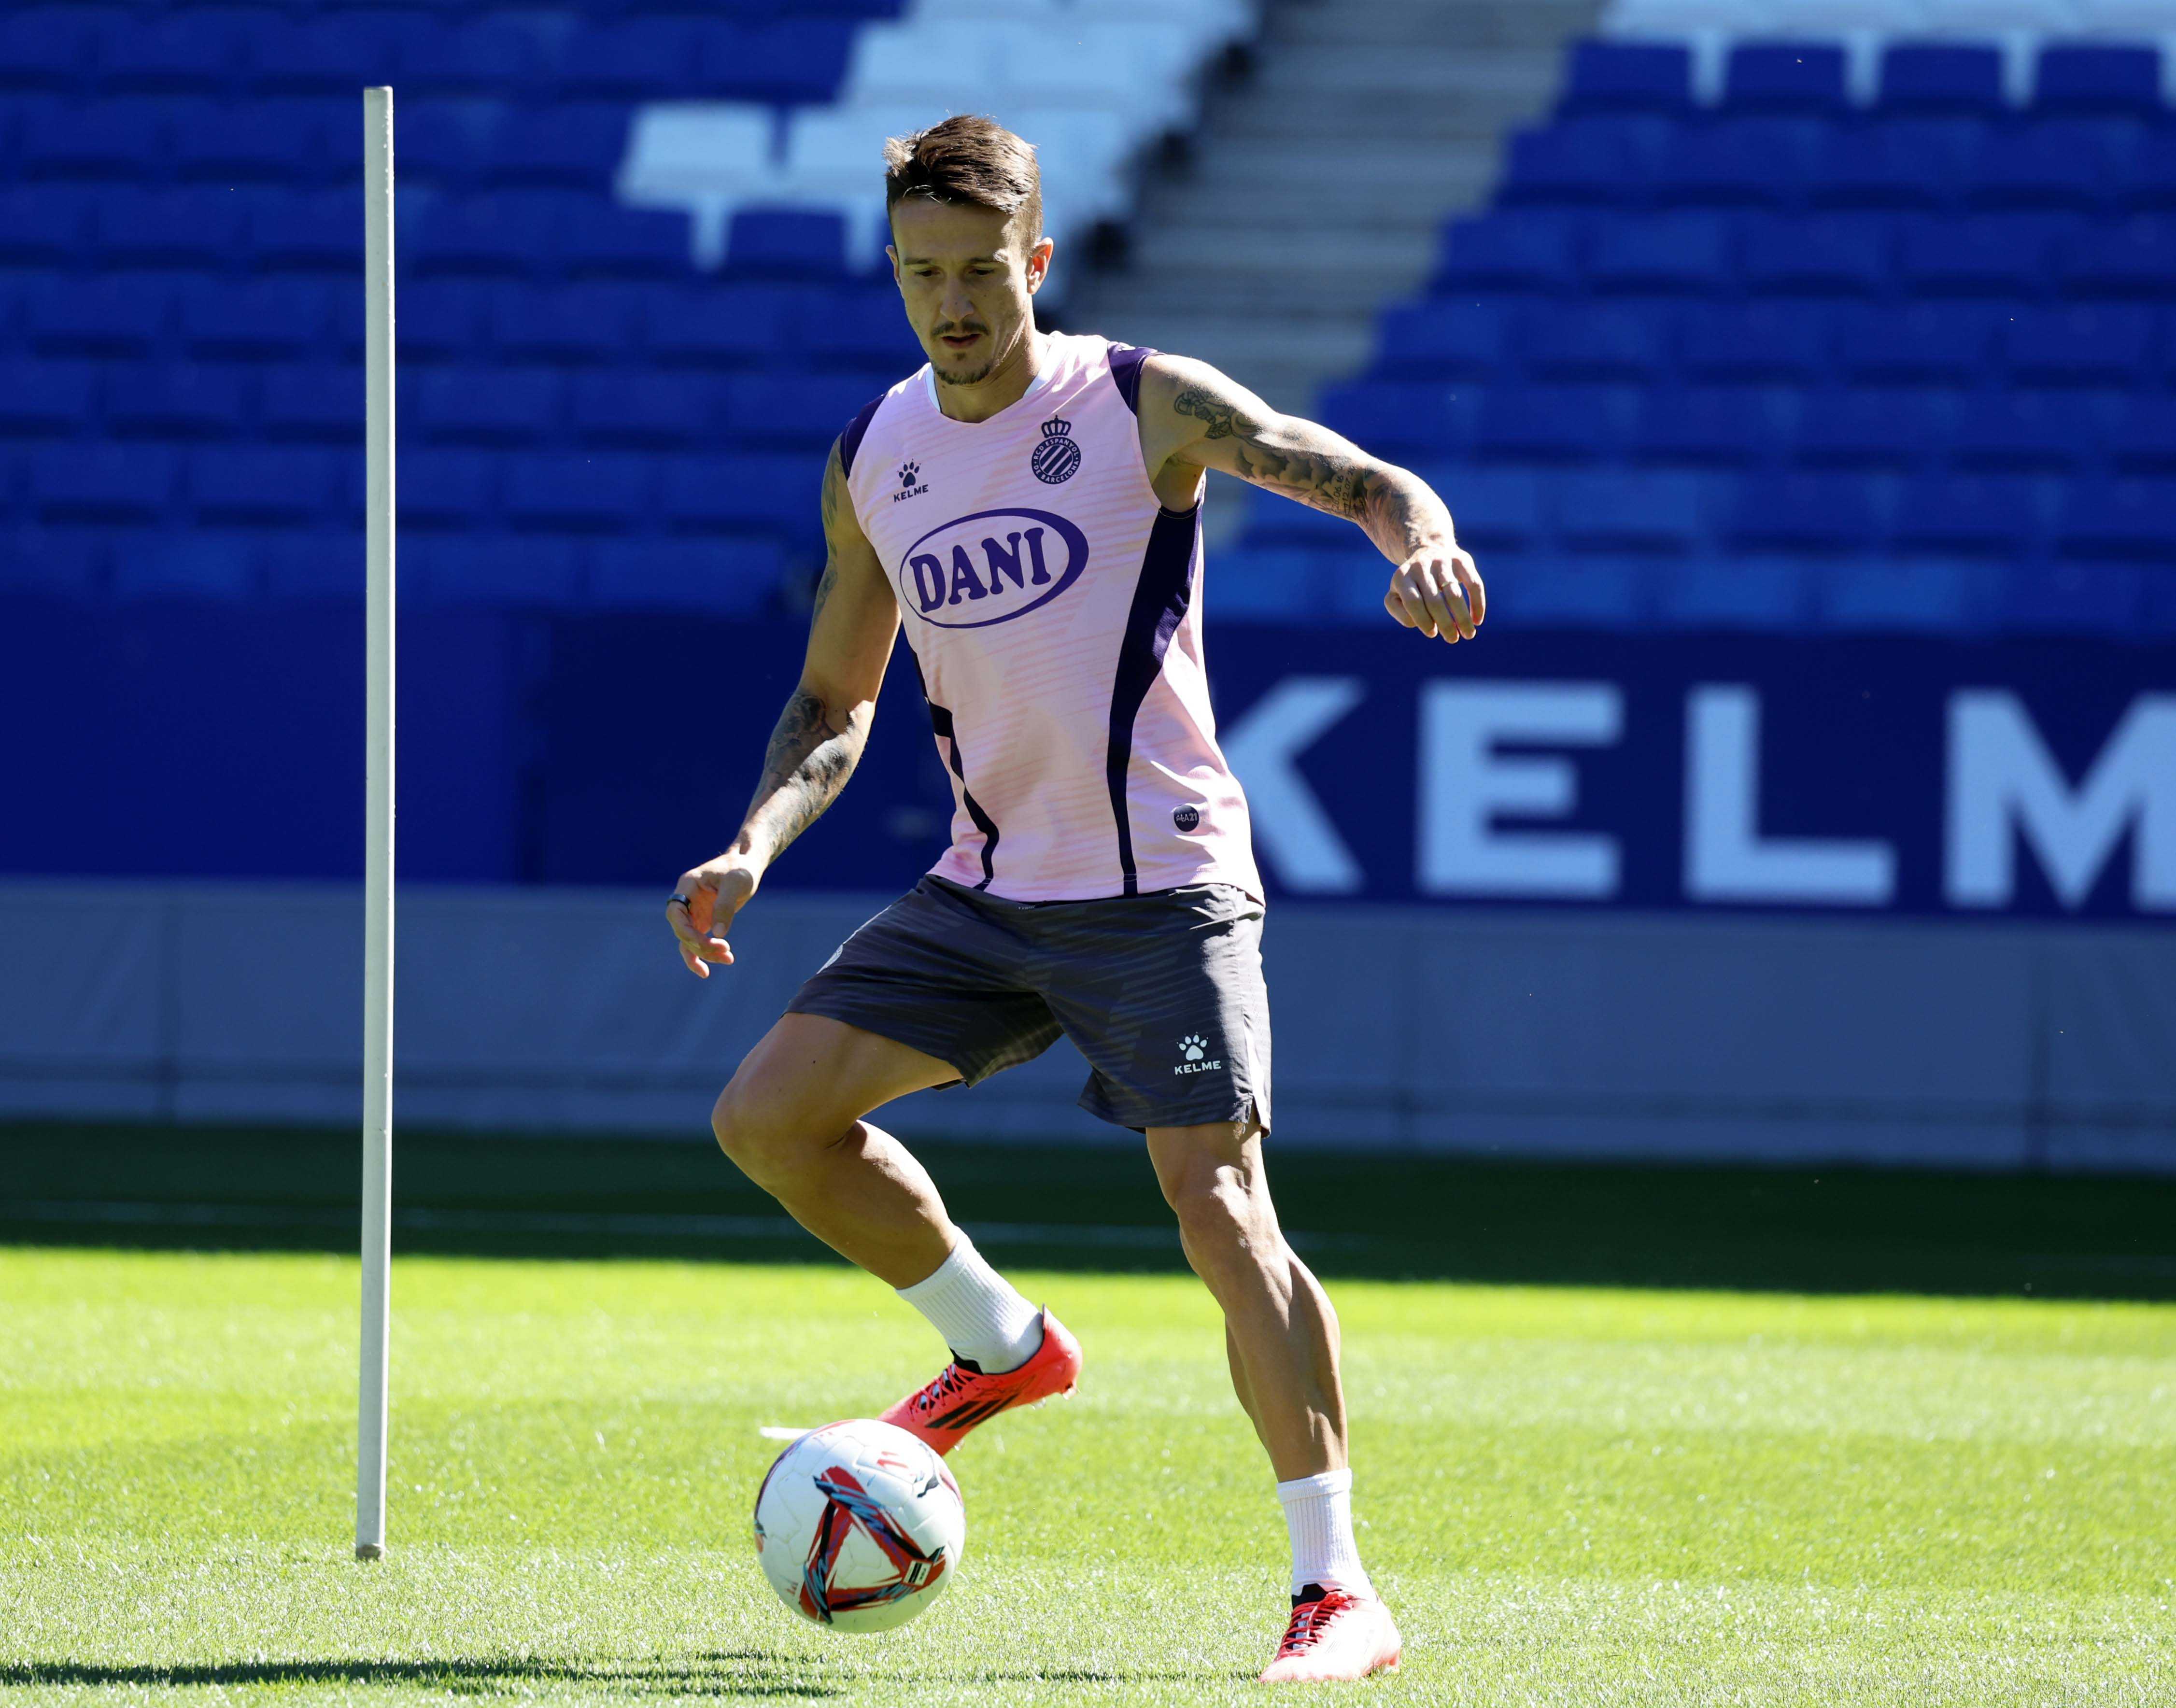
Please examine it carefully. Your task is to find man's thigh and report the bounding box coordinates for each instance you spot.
[724,1011,960,1134]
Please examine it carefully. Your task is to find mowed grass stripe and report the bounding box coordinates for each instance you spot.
[1,1250,2172,1706]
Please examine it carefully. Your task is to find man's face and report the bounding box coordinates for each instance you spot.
[888,198,1053,388]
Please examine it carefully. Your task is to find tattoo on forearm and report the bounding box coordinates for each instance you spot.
[1174,381,1450,558]
[743,687,866,860]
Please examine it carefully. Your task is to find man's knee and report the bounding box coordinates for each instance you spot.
[710,1067,828,1191]
[1154,1125,1279,1285]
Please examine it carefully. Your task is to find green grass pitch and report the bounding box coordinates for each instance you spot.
[2,1246,2172,1706]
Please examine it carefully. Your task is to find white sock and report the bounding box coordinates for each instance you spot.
[1277,1468,1372,1599]
[895,1235,1044,1374]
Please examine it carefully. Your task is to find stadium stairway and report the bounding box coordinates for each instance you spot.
[1071,0,1602,418]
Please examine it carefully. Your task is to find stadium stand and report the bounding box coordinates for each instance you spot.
[0,0,1252,610]
[1227,1,2176,635]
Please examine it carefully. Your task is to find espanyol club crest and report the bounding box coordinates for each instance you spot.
[1031,418,1082,484]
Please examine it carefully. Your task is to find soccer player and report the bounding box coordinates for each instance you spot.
[665,117,1482,1683]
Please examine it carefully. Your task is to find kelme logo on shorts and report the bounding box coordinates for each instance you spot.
[1174,1033,1224,1076]
[897,508,1091,630]
[1031,418,1082,484]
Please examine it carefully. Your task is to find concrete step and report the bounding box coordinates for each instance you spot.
[1273,0,1603,51]
[1249,45,1562,99]
[1127,223,1438,279]
[1168,139,1500,200]
[1212,88,1553,142]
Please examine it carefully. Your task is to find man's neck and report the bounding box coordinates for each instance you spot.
[934,326,1045,425]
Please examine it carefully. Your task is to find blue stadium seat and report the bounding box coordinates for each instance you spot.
[97,11,241,95]
[2127,129,2176,211]
[1475,384,1635,463]
[1680,300,1831,383]
[2109,394,2176,472]
[1558,40,1694,116]
[491,281,646,364]
[260,363,361,442]
[1500,556,1650,626]
[1315,381,1477,460]
[1656,118,1822,208]
[2014,558,2143,634]
[395,278,496,362]
[1521,300,1676,382]
[0,359,96,437]
[1727,472,1879,551]
[255,529,364,602]
[0,524,108,597]
[557,200,689,279]
[105,363,248,439]
[1818,558,2002,632]
[796,283,923,374]
[1897,212,2073,296]
[1653,556,1811,627]
[417,367,563,443]
[1877,43,2005,115]
[2035,44,2162,116]
[1630,386,1790,467]
[109,531,262,602]
[570,370,722,446]
[1373,297,1517,380]
[1740,213,1891,296]
[398,99,508,185]
[20,100,166,179]
[25,273,172,355]
[246,187,360,272]
[1554,468,1710,554]
[1951,388,2113,470]
[1967,120,2136,213]
[2056,478,2176,560]
[644,281,798,366]
[555,21,707,101]
[708,20,856,103]
[1499,117,1666,207]
[399,450,498,529]
[658,451,823,542]
[402,15,552,99]
[726,208,848,279]
[246,13,405,97]
[92,186,249,269]
[502,452,652,531]
[725,372,887,451]
[588,536,785,615]
[1808,118,1983,211]
[174,98,337,184]
[180,276,333,359]
[482,105,630,188]
[31,443,175,521]
[409,535,582,607]
[1434,211,1585,294]
[2005,305,2155,386]
[2059,221,2176,297]
[0,7,111,92]
[1795,388,1952,470]
[1417,464,1547,553]
[191,445,343,525]
[1891,475,2042,555]
[1723,42,1849,113]
[0,186,93,265]
[1209,547,1329,620]
[410,192,567,278]
[1586,212,1732,294]
[1239,491,1350,550]
[1833,300,2006,386]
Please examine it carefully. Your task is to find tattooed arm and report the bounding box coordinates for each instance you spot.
[1136,353,1484,645]
[666,436,900,977]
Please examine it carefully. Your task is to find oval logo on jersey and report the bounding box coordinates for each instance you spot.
[896,507,1091,630]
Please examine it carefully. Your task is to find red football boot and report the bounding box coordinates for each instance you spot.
[878,1309,1082,1454]
[1258,1586,1402,1683]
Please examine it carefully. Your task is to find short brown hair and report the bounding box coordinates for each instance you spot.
[883,115,1042,245]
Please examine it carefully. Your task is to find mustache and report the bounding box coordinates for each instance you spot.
[932,319,989,340]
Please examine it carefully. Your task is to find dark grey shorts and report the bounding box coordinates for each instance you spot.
[787,875,1272,1133]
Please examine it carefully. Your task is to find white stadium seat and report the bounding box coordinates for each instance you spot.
[842,22,1005,110]
[613,103,777,268]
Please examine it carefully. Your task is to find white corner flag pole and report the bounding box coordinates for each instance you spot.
[357,84,396,1564]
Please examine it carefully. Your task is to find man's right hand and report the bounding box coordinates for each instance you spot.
[665,856,762,978]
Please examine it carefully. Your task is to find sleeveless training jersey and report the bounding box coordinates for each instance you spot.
[841,331,1259,904]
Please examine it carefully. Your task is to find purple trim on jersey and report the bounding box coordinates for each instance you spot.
[1106,343,1155,416]
[914,651,1001,888]
[837,392,887,478]
[1104,503,1198,896]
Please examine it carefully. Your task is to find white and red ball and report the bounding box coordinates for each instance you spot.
[752,1419,965,1632]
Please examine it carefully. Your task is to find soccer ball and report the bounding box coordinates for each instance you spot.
[753,1418,965,1632]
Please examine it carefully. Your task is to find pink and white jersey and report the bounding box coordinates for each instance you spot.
[841,332,1258,904]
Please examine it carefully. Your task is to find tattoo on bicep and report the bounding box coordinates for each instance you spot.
[1173,383,1254,441]
[1174,380,1386,521]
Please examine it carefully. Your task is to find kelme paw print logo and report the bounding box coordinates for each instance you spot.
[1180,1034,1208,1062]
[898,461,919,489]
